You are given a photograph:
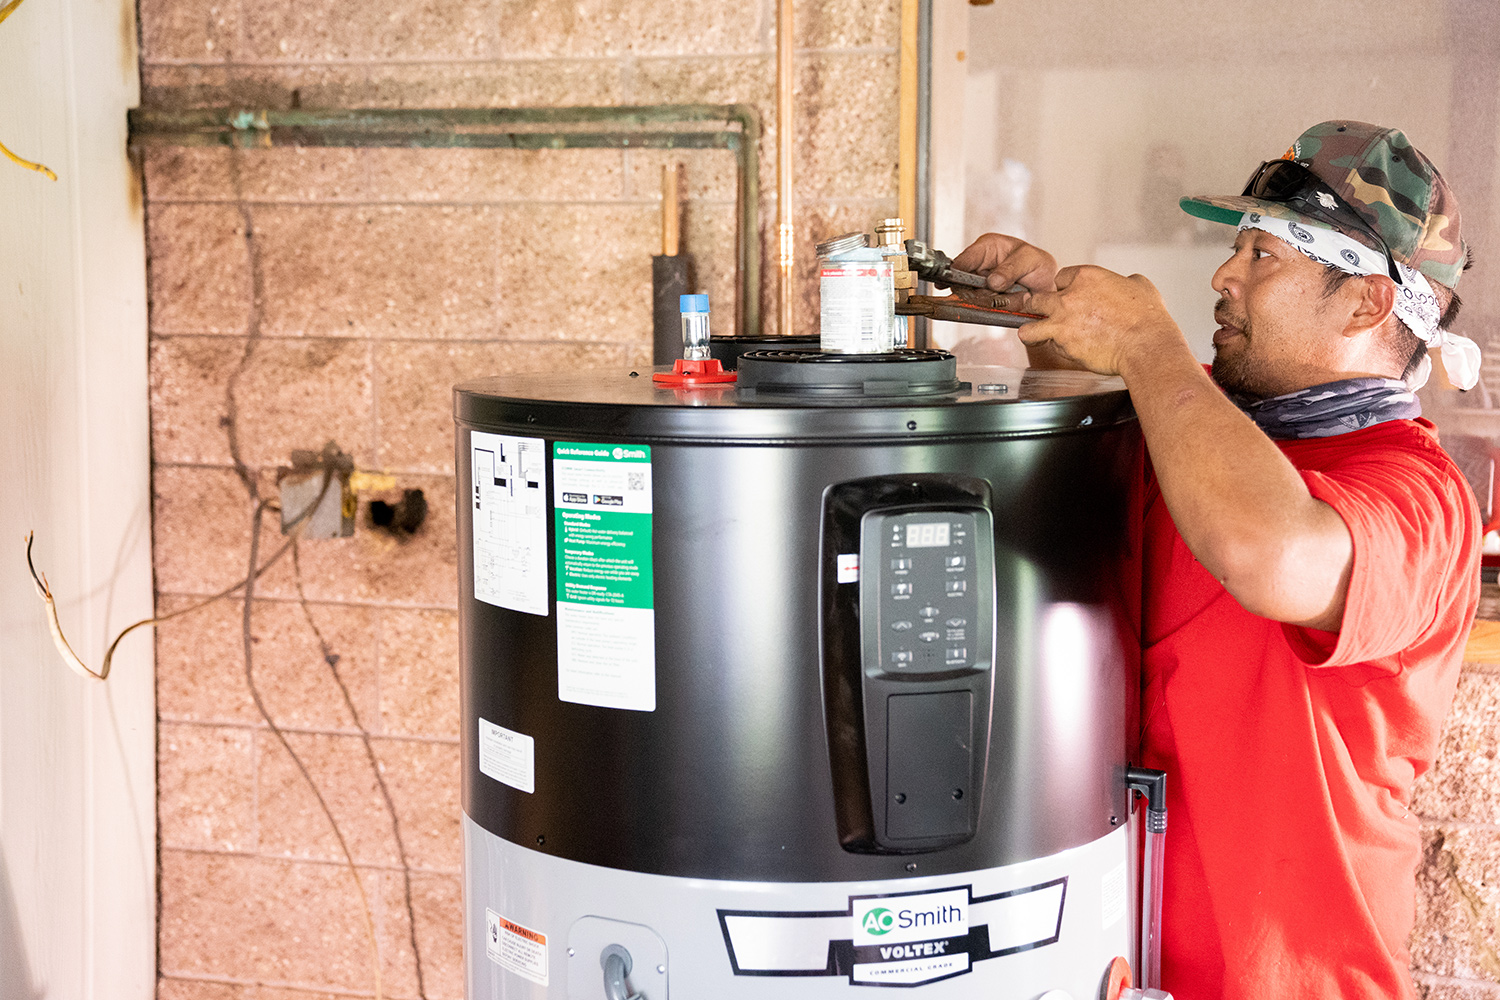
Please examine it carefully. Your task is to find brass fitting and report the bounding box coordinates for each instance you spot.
[877,218,916,302]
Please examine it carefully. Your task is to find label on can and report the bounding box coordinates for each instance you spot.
[485,908,549,986]
[820,261,895,353]
[471,432,549,615]
[553,442,655,712]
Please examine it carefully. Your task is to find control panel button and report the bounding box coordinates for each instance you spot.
[945,617,966,628]
[890,620,913,631]
[945,579,967,595]
[891,557,912,572]
[918,606,941,620]
[946,555,967,570]
[892,582,913,598]
[891,650,913,665]
[946,647,967,663]
[918,631,940,643]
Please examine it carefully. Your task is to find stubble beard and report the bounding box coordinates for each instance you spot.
[1209,299,1282,401]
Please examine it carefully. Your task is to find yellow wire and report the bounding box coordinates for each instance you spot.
[0,0,57,180]
[0,137,56,180]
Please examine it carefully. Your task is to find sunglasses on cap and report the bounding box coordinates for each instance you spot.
[1242,159,1403,283]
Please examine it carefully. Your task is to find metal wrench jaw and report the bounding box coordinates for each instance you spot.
[902,238,990,289]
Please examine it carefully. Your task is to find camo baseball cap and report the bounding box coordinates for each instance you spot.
[1180,120,1467,289]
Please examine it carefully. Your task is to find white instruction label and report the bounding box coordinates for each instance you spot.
[837,553,860,584]
[1101,860,1127,930]
[553,443,655,712]
[486,908,549,986]
[478,718,534,794]
[471,431,548,616]
[556,603,656,711]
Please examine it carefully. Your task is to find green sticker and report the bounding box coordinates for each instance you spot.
[555,510,653,608]
[552,442,654,609]
[552,442,656,712]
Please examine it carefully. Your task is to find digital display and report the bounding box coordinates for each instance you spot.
[905,522,950,548]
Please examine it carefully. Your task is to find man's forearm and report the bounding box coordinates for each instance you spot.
[1117,335,1353,629]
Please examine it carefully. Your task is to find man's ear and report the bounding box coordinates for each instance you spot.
[1344,275,1396,337]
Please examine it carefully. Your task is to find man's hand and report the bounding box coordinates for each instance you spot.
[948,234,1084,368]
[949,234,1059,303]
[1016,265,1187,377]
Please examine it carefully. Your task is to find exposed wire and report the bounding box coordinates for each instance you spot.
[0,139,57,181]
[293,541,430,999]
[23,470,331,681]
[25,532,94,679]
[242,498,384,1000]
[224,149,263,497]
[216,143,396,997]
[0,0,57,181]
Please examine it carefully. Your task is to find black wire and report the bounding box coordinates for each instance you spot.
[292,540,429,999]
[241,496,385,993]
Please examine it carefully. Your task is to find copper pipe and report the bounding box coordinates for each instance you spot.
[777,0,795,336]
[661,163,680,256]
[898,0,919,231]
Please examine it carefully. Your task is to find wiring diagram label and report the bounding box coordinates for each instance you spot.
[471,432,548,615]
[553,442,655,712]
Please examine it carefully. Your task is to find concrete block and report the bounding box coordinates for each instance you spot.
[496,0,765,59]
[147,202,250,334]
[379,609,460,739]
[254,204,498,339]
[158,723,256,852]
[159,850,386,990]
[1413,665,1500,826]
[1412,824,1500,981]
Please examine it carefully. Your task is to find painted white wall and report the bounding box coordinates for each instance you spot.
[931,0,1494,372]
[0,0,154,994]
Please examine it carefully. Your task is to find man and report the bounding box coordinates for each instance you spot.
[951,121,1482,998]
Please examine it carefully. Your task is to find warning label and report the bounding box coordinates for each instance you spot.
[486,908,548,986]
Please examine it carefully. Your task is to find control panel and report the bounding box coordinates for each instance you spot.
[821,475,995,854]
[865,511,983,679]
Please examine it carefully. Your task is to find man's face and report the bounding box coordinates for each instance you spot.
[1209,229,1347,399]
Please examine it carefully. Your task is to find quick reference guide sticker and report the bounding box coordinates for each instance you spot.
[553,442,655,712]
[471,432,548,615]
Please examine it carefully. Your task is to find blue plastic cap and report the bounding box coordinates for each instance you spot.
[680,294,710,313]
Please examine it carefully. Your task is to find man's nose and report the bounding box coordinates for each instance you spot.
[1211,257,1240,298]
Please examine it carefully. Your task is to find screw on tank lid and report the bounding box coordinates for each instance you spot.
[680,294,710,313]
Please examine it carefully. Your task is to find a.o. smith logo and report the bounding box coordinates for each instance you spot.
[852,888,968,947]
[862,907,895,935]
[717,876,1067,988]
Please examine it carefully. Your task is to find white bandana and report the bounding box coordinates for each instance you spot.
[1238,211,1481,391]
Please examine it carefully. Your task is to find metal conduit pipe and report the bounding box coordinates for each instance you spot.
[127,104,763,340]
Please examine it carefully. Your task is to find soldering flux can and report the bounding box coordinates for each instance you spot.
[817,233,896,354]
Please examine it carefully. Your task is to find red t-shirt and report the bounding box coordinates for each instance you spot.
[1135,417,1480,999]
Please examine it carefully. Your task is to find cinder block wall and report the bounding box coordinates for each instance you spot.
[1412,646,1500,998]
[140,1,899,996]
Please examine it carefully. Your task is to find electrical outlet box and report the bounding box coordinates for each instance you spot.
[277,446,355,538]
